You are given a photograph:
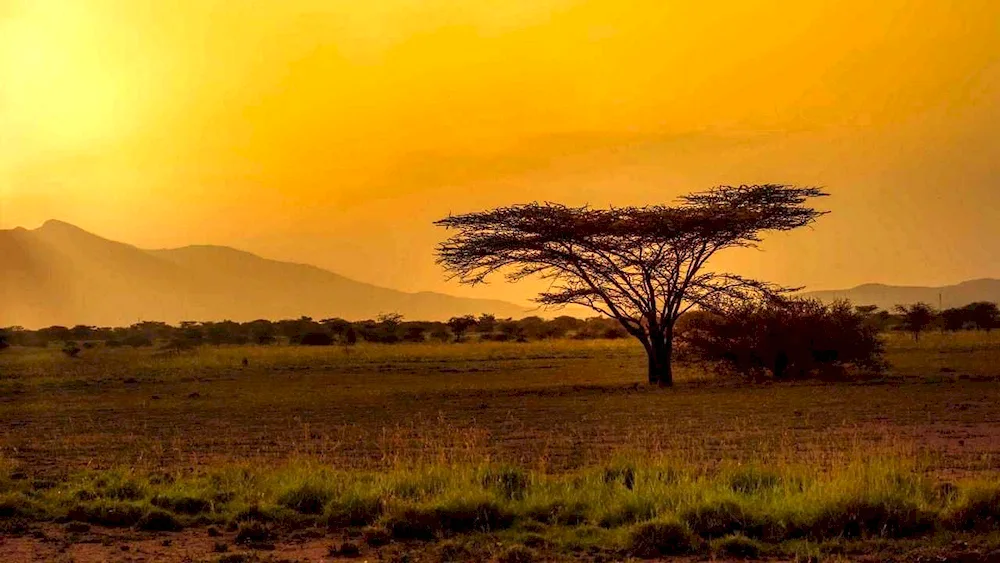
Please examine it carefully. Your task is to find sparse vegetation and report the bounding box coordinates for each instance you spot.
[1,331,1000,560]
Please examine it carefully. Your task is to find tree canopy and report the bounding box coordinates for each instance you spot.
[435,184,829,385]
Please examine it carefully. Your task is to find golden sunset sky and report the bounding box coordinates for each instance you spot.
[3,0,999,304]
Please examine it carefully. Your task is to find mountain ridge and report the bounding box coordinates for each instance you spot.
[0,220,531,328]
[800,278,1000,310]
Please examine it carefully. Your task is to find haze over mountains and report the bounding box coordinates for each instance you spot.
[0,221,530,328]
[3,220,999,328]
[801,280,1000,311]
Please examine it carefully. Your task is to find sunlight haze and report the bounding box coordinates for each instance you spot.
[3,0,999,304]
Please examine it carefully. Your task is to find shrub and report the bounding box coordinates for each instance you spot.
[62,342,82,358]
[299,332,334,346]
[627,520,698,558]
[681,298,886,379]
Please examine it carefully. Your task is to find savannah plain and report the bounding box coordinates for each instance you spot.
[2,332,999,562]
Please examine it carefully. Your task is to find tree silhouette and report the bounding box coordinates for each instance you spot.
[895,302,936,341]
[447,315,478,342]
[435,184,828,385]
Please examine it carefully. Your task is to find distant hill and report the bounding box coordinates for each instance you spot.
[0,220,531,328]
[801,279,1000,311]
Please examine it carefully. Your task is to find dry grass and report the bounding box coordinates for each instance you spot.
[1,333,1000,559]
[1,333,999,477]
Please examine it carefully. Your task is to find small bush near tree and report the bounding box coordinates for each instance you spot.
[680,298,886,380]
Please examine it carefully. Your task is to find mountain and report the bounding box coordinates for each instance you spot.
[801,279,1000,311]
[0,220,531,328]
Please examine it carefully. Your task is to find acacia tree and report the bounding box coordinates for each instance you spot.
[435,184,828,386]
[894,302,937,341]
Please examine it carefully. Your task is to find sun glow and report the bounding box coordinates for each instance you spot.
[2,2,136,150]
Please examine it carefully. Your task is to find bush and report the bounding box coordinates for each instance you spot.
[627,520,698,558]
[299,332,334,346]
[680,298,886,380]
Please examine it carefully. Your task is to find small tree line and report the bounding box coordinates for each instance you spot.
[0,314,628,350]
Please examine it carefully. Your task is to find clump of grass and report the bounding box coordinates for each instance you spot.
[102,478,147,501]
[944,485,1000,532]
[137,508,183,531]
[627,520,698,558]
[597,496,656,528]
[807,496,935,540]
[681,500,764,540]
[481,466,530,500]
[276,481,335,515]
[496,544,538,563]
[383,506,440,540]
[326,492,384,528]
[524,501,590,526]
[0,493,44,520]
[436,539,472,562]
[151,493,213,515]
[434,497,515,533]
[67,501,146,528]
[726,466,783,495]
[235,521,273,544]
[388,470,450,500]
[362,526,391,546]
[712,533,765,558]
[602,462,637,490]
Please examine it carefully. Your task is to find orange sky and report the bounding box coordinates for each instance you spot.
[3,0,1000,304]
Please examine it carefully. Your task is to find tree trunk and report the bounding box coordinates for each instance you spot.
[646,333,674,387]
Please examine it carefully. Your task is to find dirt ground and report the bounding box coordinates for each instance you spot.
[4,523,1000,563]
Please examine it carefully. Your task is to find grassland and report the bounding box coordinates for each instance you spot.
[1,332,1000,561]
